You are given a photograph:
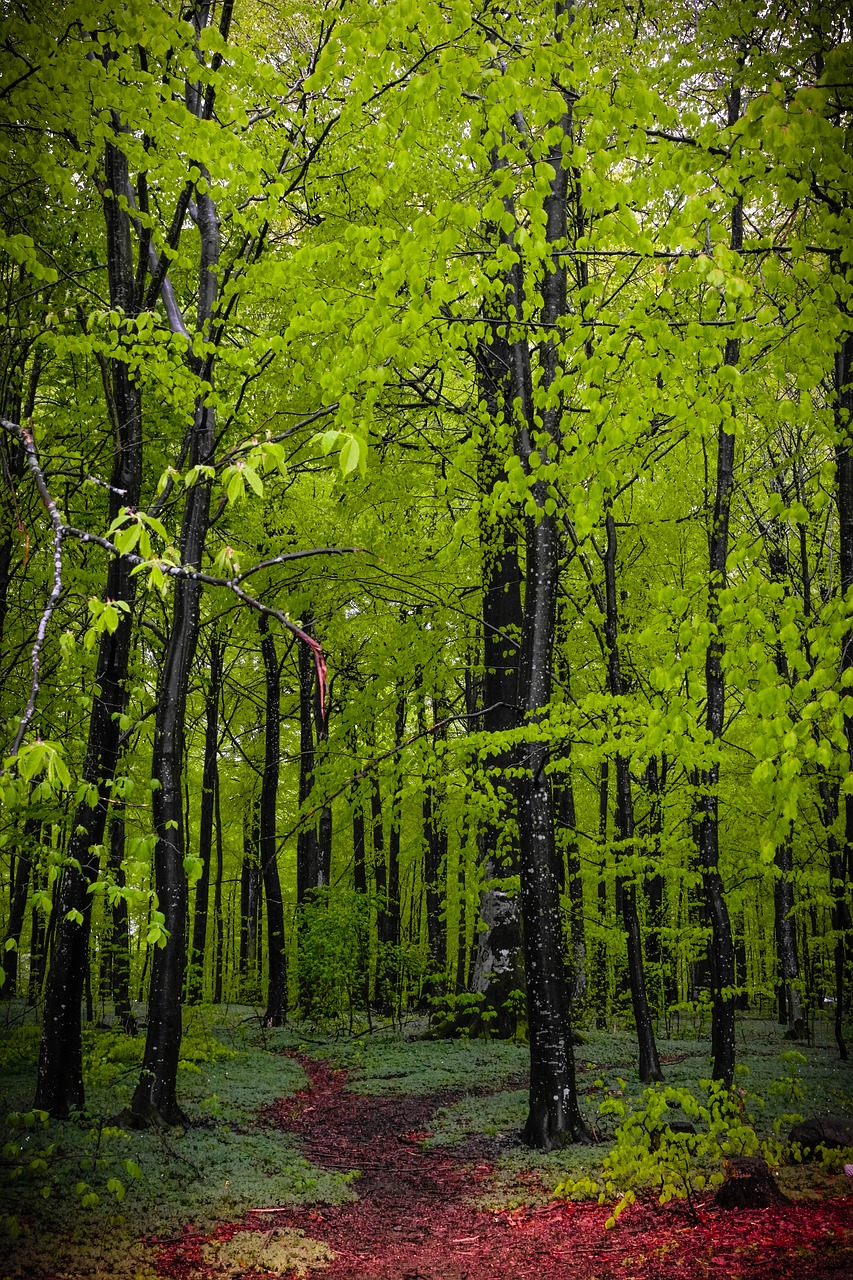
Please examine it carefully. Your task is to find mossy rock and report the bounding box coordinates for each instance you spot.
[201,1228,334,1276]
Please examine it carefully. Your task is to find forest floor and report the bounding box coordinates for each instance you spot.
[1,1006,852,1279]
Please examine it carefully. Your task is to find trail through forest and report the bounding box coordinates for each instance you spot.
[152,1055,853,1280]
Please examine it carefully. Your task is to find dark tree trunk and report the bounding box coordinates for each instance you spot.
[469,330,524,1035]
[421,697,447,989]
[833,323,853,968]
[35,136,143,1118]
[764,525,805,1038]
[259,616,287,1026]
[314,662,332,889]
[2,818,36,999]
[642,756,671,1016]
[820,777,850,1060]
[129,166,222,1125]
[352,792,367,894]
[27,864,46,1004]
[602,512,663,1083]
[557,767,586,1012]
[107,813,136,1033]
[0,346,39,652]
[212,768,224,1004]
[296,615,319,904]
[187,631,222,1004]
[514,8,588,1144]
[594,761,610,1031]
[239,797,262,997]
[695,96,742,1089]
[774,833,805,1039]
[369,769,385,1009]
[376,690,406,1014]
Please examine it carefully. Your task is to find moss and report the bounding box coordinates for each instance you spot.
[202,1228,335,1276]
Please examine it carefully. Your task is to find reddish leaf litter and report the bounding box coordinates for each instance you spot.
[153,1056,853,1280]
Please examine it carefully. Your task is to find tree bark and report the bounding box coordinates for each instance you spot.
[187,630,222,1004]
[35,134,143,1117]
[514,9,586,1144]
[106,813,136,1033]
[239,796,262,998]
[259,615,287,1026]
[128,170,220,1125]
[296,614,319,904]
[694,87,743,1090]
[602,511,663,1082]
[212,768,225,1004]
[2,818,36,999]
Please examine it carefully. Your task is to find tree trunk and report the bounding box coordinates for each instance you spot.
[296,614,319,904]
[107,813,136,1033]
[602,511,663,1082]
[695,90,743,1089]
[2,818,36,999]
[212,768,225,1004]
[35,136,143,1117]
[187,631,222,1004]
[239,796,262,999]
[128,166,221,1125]
[594,761,610,1031]
[642,756,671,1017]
[469,331,524,1036]
[514,6,588,1143]
[313,658,332,889]
[259,615,287,1026]
[557,767,586,1012]
[820,777,850,1060]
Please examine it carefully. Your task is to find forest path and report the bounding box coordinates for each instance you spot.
[154,1054,853,1280]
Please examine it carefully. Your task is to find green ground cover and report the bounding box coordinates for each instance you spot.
[1,1006,850,1277]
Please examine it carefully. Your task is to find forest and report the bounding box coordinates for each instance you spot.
[1,0,852,1275]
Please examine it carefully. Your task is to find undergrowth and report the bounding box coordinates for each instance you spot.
[0,1005,355,1278]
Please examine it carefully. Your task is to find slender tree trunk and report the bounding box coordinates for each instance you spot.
[35,136,143,1117]
[107,813,136,1033]
[259,615,287,1026]
[27,865,46,1005]
[314,661,332,889]
[129,166,221,1125]
[187,631,222,1004]
[296,615,319,904]
[469,332,524,1035]
[557,766,586,1012]
[594,761,610,1031]
[2,818,36,998]
[820,777,850,1060]
[352,791,367,894]
[642,756,670,1016]
[369,768,385,1009]
[774,831,805,1039]
[212,768,224,1004]
[239,796,262,997]
[514,25,585,1143]
[421,695,447,990]
[833,322,853,947]
[602,512,663,1082]
[695,89,743,1089]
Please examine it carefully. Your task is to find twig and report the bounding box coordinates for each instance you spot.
[1,420,64,756]
[0,416,361,754]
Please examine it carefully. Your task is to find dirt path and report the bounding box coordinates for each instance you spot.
[154,1055,853,1280]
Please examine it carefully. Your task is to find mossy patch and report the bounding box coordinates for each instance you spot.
[201,1228,334,1277]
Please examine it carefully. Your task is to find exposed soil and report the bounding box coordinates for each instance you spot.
[153,1055,853,1280]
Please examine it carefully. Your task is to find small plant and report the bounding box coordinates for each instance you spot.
[556,1075,764,1226]
[427,989,489,1037]
[770,1049,807,1106]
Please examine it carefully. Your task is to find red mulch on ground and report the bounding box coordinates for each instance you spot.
[153,1056,853,1280]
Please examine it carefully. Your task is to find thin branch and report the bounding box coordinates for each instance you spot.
[1,420,64,757]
